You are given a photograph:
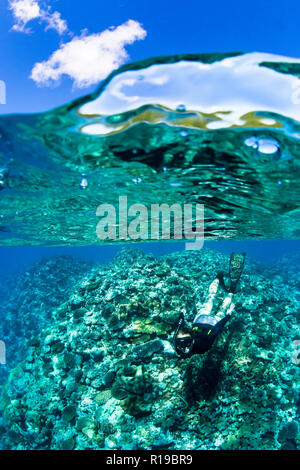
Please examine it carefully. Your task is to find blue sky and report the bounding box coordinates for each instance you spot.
[0,0,300,115]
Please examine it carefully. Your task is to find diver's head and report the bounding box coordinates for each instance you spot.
[174,323,194,357]
[174,315,219,357]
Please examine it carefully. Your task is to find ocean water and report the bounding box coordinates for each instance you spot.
[0,52,299,450]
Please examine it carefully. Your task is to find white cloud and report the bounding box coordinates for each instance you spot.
[42,9,68,35]
[9,0,68,35]
[9,0,40,32]
[30,20,147,88]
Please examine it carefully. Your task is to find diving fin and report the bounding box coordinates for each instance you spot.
[229,252,246,293]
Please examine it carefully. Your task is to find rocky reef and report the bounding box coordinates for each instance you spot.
[0,255,93,384]
[0,248,299,450]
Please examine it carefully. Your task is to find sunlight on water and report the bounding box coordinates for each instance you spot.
[79,52,300,133]
[0,52,299,245]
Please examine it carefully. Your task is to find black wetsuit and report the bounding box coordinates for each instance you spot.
[174,314,230,358]
[191,315,230,355]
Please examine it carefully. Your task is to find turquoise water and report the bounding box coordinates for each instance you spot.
[0,52,299,450]
[0,52,300,245]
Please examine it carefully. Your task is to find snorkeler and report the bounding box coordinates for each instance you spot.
[174,252,246,358]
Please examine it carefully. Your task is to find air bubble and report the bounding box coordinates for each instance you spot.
[257,138,280,155]
[244,136,281,156]
[0,167,8,190]
[245,137,258,149]
[80,178,88,189]
[176,104,186,112]
[132,177,142,184]
[180,130,189,137]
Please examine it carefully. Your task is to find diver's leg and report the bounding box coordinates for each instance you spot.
[212,253,245,321]
[194,278,219,322]
[214,293,235,322]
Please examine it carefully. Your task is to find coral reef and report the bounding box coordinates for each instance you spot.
[0,255,93,384]
[0,248,299,450]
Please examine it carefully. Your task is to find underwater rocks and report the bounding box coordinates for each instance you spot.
[0,248,299,450]
[265,252,300,307]
[0,255,93,384]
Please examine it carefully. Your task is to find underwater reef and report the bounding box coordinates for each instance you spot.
[265,252,300,296]
[0,255,93,384]
[0,248,299,450]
